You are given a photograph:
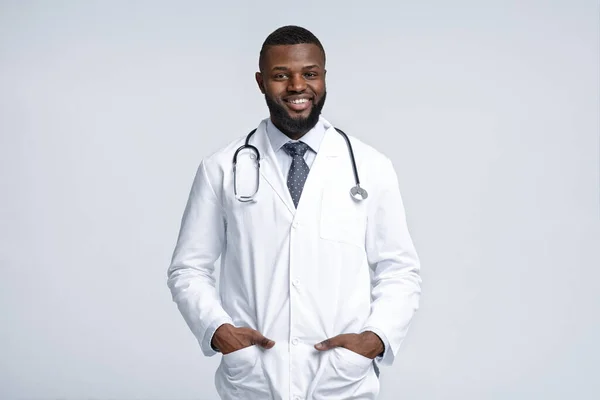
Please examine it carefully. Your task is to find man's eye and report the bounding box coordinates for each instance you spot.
[274,74,288,79]
[304,72,317,78]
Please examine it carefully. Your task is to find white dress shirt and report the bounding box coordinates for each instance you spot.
[266,118,327,180]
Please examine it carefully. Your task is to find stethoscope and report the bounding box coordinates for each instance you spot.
[233,127,368,203]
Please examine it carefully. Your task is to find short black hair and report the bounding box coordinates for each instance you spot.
[259,25,325,71]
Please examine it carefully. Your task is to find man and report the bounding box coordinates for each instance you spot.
[167,25,421,400]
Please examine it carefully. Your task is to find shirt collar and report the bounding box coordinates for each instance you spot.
[266,117,327,155]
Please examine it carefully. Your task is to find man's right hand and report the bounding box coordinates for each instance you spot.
[211,323,276,355]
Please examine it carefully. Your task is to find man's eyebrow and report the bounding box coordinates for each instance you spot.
[270,65,321,72]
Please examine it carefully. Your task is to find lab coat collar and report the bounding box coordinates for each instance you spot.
[252,115,342,163]
[249,115,343,215]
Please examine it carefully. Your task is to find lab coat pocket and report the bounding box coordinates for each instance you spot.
[334,347,373,377]
[216,345,272,400]
[319,185,366,248]
[336,347,373,368]
[222,345,259,370]
[311,347,376,400]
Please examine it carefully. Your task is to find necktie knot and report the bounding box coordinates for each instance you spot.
[283,141,309,158]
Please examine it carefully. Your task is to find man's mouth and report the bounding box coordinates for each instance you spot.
[284,97,312,112]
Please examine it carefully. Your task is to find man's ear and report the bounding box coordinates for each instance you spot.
[255,72,265,94]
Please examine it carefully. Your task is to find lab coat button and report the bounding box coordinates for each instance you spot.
[292,337,299,345]
[292,221,299,229]
[292,279,300,287]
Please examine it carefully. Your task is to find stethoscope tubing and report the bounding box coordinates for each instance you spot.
[233,126,367,201]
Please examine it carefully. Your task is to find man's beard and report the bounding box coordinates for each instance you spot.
[264,91,327,137]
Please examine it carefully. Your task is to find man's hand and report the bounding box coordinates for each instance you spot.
[314,331,384,359]
[211,323,276,355]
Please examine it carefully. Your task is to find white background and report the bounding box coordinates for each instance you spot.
[1,1,598,399]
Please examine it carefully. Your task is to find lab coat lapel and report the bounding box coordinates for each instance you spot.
[294,120,344,214]
[251,119,296,216]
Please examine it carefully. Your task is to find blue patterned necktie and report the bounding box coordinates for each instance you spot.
[283,141,310,208]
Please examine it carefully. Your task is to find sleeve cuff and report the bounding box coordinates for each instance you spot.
[201,317,233,357]
[361,326,391,365]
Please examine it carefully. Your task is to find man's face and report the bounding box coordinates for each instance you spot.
[256,43,326,137]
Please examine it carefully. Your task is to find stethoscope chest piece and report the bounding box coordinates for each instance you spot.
[350,185,368,201]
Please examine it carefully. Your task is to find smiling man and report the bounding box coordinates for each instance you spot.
[257,39,327,140]
[167,26,421,400]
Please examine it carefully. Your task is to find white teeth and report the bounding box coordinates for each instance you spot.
[289,99,308,104]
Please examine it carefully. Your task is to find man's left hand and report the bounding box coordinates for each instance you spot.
[314,331,384,359]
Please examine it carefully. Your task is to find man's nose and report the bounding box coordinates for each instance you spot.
[287,73,307,92]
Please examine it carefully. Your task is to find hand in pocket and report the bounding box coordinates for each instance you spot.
[212,323,275,355]
[314,331,384,359]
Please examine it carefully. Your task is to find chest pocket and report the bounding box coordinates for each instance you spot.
[319,183,367,248]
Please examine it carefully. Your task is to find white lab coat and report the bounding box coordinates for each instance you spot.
[167,117,421,400]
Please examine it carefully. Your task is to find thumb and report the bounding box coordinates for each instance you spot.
[315,334,346,351]
[251,330,275,349]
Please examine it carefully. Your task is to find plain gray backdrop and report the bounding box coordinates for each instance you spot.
[1,1,598,399]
